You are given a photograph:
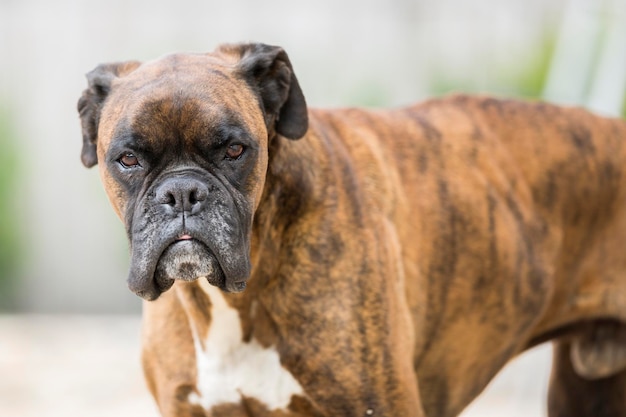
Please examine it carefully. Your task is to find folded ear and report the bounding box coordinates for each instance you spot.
[77,61,141,168]
[221,43,308,140]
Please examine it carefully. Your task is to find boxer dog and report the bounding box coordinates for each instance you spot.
[78,43,626,417]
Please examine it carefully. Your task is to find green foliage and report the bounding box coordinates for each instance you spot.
[0,105,20,310]
[429,28,558,100]
[506,29,558,99]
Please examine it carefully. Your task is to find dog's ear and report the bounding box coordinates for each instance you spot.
[77,61,141,168]
[221,43,308,140]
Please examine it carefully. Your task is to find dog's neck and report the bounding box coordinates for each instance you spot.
[250,131,322,279]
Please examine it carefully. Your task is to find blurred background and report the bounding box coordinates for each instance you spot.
[0,0,624,415]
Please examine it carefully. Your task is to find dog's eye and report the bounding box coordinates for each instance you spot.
[119,152,140,168]
[225,144,245,160]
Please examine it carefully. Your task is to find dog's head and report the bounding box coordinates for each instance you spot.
[78,43,308,300]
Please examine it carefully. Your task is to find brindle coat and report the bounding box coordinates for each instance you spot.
[78,43,626,417]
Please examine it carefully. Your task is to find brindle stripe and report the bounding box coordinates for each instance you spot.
[415,178,461,368]
[403,108,443,143]
[567,123,596,154]
[318,114,365,225]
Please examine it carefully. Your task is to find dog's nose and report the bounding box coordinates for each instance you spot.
[155,178,209,215]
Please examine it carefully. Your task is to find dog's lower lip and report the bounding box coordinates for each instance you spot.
[176,234,193,241]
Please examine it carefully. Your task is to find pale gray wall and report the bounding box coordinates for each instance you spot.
[2,0,614,313]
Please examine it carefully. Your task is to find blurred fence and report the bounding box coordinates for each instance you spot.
[0,0,624,313]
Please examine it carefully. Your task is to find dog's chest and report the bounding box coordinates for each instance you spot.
[188,281,304,411]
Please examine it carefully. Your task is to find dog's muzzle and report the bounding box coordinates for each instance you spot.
[126,175,251,300]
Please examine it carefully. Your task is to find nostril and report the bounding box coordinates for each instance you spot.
[163,191,176,207]
[186,185,208,215]
[189,190,198,206]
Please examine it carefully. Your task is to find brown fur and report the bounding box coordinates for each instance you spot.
[79,43,626,417]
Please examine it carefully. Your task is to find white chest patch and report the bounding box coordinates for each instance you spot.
[187,280,304,411]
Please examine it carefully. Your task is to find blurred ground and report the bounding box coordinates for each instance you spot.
[0,315,551,417]
[0,315,157,417]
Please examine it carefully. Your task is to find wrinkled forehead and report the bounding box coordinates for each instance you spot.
[98,53,267,149]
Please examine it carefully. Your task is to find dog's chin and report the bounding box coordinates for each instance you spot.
[153,240,226,293]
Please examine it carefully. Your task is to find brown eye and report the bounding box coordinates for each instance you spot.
[225,144,244,160]
[119,152,140,168]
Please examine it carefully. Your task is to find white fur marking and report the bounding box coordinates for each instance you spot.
[188,279,304,410]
